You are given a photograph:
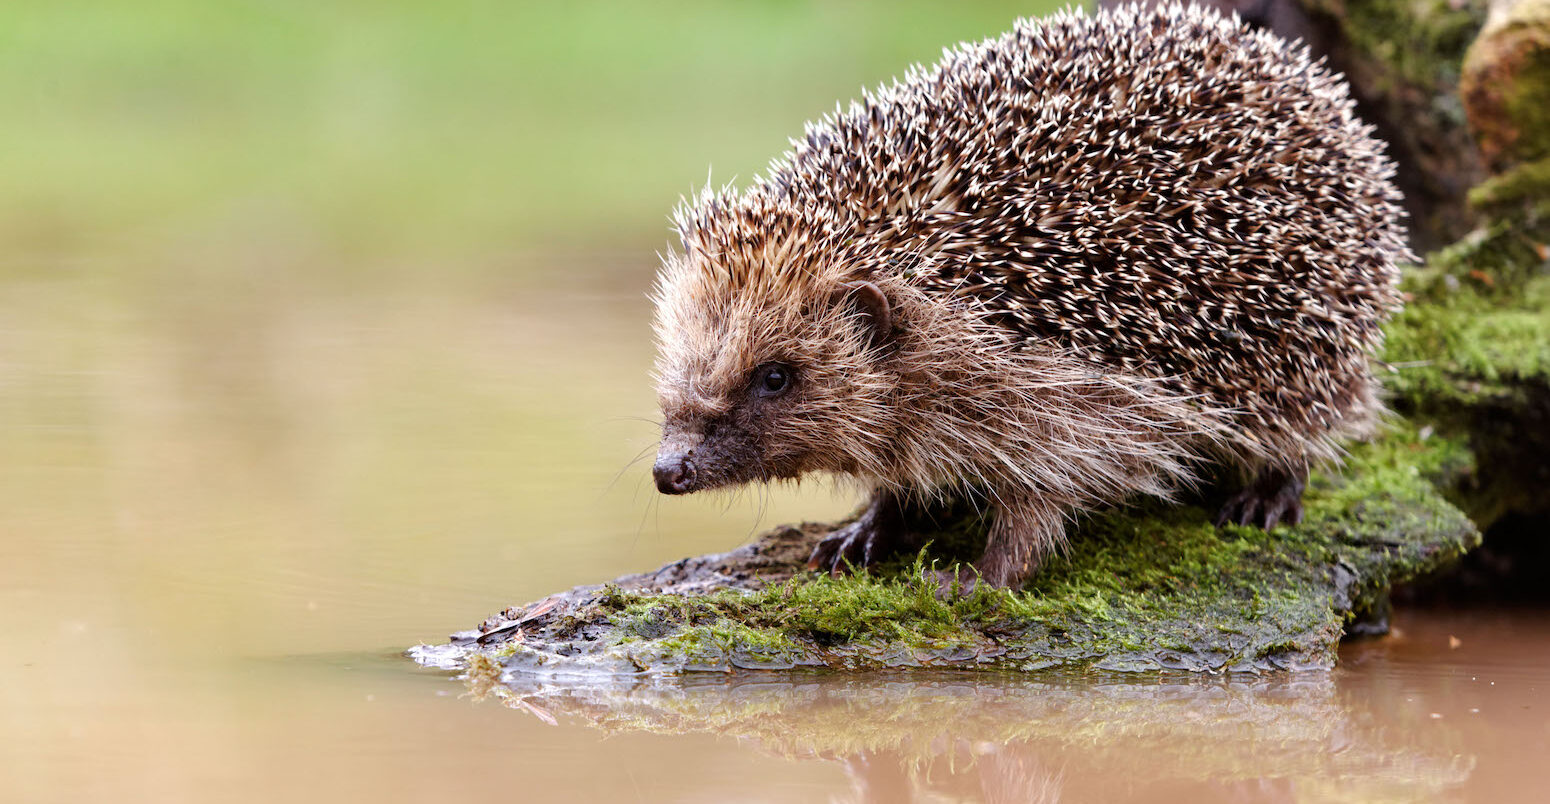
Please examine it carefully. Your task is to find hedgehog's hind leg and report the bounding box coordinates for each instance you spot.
[807,488,921,576]
[1215,463,1308,530]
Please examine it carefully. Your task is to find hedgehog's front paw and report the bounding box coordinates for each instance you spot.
[806,513,900,577]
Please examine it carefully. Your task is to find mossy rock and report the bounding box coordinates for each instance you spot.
[410,423,1477,676]
[1386,218,1550,405]
[1461,0,1550,174]
[1384,212,1550,524]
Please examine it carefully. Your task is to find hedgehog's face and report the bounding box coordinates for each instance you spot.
[650,263,897,496]
[651,356,808,496]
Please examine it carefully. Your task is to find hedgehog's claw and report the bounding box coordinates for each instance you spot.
[807,515,891,576]
[1215,465,1307,530]
[807,491,905,575]
[808,520,868,576]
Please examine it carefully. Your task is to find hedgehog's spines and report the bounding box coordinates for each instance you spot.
[654,3,1409,555]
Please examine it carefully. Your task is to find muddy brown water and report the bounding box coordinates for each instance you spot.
[3,277,1546,803]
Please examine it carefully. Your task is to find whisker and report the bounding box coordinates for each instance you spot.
[629,475,655,560]
[607,415,665,428]
[743,484,771,545]
[607,443,658,493]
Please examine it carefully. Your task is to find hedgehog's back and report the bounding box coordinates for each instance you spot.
[736,3,1409,463]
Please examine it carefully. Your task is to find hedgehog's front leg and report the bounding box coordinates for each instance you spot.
[807,488,918,576]
[964,493,1067,591]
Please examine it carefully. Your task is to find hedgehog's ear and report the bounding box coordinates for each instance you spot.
[831,280,892,350]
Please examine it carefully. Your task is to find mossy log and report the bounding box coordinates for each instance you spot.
[410,0,1548,677]
[411,426,1477,675]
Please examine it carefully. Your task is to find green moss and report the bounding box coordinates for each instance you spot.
[1384,217,1550,406]
[1469,157,1550,210]
[605,560,1031,668]
[1380,209,1550,525]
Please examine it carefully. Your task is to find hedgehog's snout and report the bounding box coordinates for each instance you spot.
[654,428,704,494]
[653,453,697,495]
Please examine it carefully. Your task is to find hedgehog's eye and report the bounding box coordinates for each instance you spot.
[752,363,793,398]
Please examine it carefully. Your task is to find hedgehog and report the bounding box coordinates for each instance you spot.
[648,3,1411,591]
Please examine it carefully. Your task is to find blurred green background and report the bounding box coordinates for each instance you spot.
[1,0,1057,283]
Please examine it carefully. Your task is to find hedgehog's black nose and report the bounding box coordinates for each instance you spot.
[653,454,697,495]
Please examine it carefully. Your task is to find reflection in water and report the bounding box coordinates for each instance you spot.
[468,668,1472,802]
